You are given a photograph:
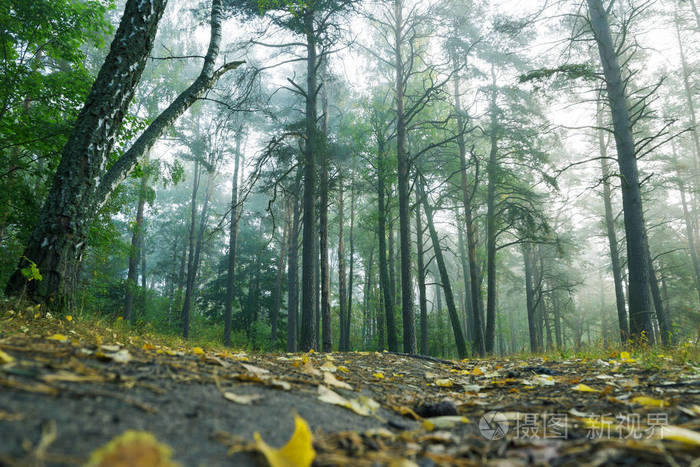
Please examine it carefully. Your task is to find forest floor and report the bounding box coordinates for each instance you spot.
[1,308,700,466]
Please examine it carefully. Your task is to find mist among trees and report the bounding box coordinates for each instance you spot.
[3,0,700,357]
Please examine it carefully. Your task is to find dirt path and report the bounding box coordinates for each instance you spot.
[1,331,700,466]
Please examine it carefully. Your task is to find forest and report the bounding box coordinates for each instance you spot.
[1,0,700,464]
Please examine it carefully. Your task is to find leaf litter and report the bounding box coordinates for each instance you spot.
[0,314,699,465]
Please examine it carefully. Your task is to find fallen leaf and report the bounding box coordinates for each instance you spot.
[42,371,105,383]
[323,371,352,390]
[47,334,68,343]
[192,347,205,355]
[65,315,73,322]
[270,379,292,390]
[205,355,230,368]
[254,414,315,467]
[0,350,14,364]
[101,344,120,352]
[223,392,263,405]
[85,430,180,467]
[572,383,599,393]
[111,349,132,364]
[373,372,385,379]
[631,395,666,408]
[434,378,453,388]
[620,351,631,360]
[422,416,470,431]
[241,363,270,376]
[658,425,700,446]
[318,385,379,416]
[319,361,337,372]
[301,360,321,377]
[471,367,484,376]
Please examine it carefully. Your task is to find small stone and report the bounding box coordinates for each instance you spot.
[414,400,458,417]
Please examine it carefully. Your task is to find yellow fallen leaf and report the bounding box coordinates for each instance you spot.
[319,361,337,372]
[192,347,205,355]
[0,350,14,364]
[47,334,68,343]
[620,351,631,360]
[471,367,484,376]
[85,430,180,467]
[572,383,599,393]
[631,396,666,408]
[323,371,352,390]
[254,414,315,467]
[65,315,72,322]
[373,372,385,379]
[435,378,453,388]
[336,365,349,373]
[423,416,470,431]
[658,425,700,446]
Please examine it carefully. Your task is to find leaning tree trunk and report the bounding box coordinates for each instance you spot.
[587,0,654,343]
[124,154,149,321]
[418,178,468,359]
[5,0,242,307]
[299,9,319,351]
[224,138,242,346]
[597,100,629,343]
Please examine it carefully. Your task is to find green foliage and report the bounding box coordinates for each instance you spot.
[519,64,597,85]
[20,257,42,282]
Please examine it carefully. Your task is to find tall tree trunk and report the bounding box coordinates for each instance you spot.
[182,167,213,338]
[598,100,629,343]
[393,0,417,354]
[552,291,562,349]
[455,77,486,356]
[5,0,241,306]
[415,190,429,355]
[271,201,290,347]
[588,0,654,343]
[455,211,473,344]
[675,5,700,167]
[338,179,348,351]
[646,239,672,345]
[418,178,468,358]
[523,245,538,353]
[181,161,201,338]
[676,165,700,304]
[453,69,485,355]
[319,84,331,353]
[300,9,318,351]
[377,143,397,351]
[124,154,149,321]
[224,138,242,346]
[287,168,302,352]
[485,86,498,354]
[346,175,356,350]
